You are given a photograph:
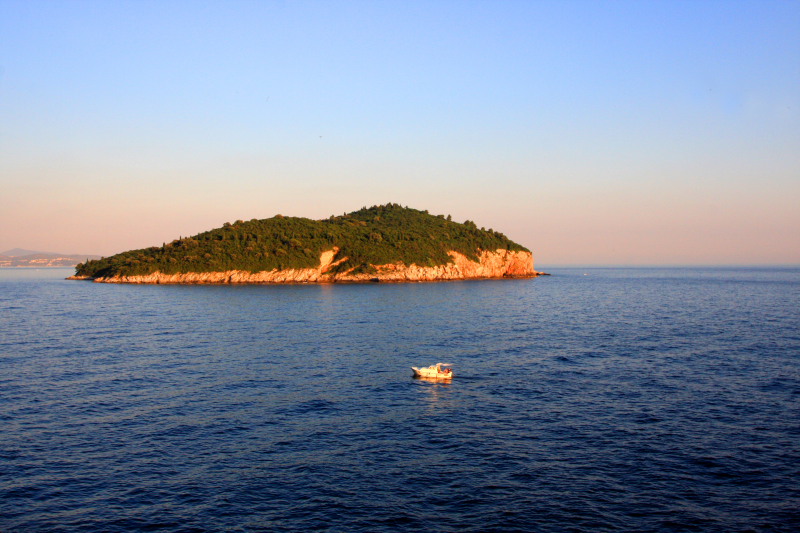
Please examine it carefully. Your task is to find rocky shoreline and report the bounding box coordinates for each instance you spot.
[68,248,542,284]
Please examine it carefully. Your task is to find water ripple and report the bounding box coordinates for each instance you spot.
[1,268,799,531]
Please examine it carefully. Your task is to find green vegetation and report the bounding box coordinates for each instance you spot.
[75,204,529,278]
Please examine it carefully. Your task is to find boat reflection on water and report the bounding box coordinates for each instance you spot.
[413,369,457,414]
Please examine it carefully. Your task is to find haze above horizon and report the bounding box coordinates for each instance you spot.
[1,1,798,266]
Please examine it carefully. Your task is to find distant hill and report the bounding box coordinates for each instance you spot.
[1,250,101,268]
[1,248,52,257]
[73,204,534,281]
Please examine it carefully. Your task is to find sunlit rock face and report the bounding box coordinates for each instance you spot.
[80,248,538,284]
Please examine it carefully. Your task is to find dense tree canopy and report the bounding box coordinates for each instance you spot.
[75,204,529,278]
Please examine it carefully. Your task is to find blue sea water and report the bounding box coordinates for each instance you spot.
[1,266,799,532]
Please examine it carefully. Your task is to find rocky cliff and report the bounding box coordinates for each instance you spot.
[70,248,538,284]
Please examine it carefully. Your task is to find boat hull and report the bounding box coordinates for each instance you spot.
[411,366,453,379]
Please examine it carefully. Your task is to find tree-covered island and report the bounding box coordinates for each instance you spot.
[73,204,537,283]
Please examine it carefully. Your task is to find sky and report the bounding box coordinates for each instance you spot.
[1,0,798,265]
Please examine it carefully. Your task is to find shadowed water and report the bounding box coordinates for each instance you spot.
[1,267,799,532]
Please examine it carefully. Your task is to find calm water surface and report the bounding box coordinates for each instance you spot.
[1,267,799,532]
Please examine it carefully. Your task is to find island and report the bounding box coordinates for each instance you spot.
[69,204,542,283]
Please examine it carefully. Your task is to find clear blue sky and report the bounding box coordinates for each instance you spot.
[2,0,798,265]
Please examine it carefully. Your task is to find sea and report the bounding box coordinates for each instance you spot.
[1,266,798,532]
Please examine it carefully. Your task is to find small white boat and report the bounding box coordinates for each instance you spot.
[411,363,454,379]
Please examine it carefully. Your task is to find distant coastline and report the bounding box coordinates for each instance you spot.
[1,249,100,268]
[2,265,81,269]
